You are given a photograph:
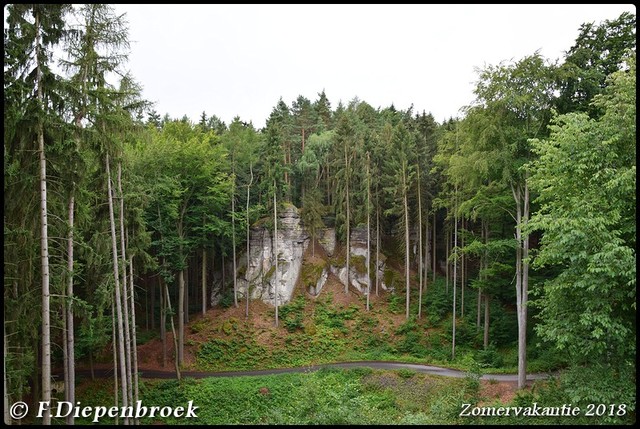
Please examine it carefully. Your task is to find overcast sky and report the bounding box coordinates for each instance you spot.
[112,4,635,128]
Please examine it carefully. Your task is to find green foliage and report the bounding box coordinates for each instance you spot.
[557,12,636,116]
[279,296,307,332]
[77,369,467,425]
[423,277,452,323]
[300,260,325,289]
[396,368,416,379]
[218,288,236,309]
[387,293,403,315]
[473,344,504,368]
[528,52,636,364]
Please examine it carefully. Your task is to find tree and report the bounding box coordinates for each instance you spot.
[301,188,326,258]
[333,113,355,294]
[448,53,557,387]
[528,53,636,368]
[131,122,231,368]
[4,5,71,423]
[556,12,636,117]
[384,121,416,319]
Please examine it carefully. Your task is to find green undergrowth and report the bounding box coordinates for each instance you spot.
[73,368,472,425]
[190,274,568,375]
[72,364,633,425]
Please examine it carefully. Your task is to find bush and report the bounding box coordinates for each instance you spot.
[474,344,504,368]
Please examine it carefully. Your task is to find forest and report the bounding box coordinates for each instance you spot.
[3,4,636,425]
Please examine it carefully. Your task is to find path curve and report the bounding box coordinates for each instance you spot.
[67,362,556,382]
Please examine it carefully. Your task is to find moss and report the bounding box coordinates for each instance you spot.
[350,255,366,274]
[301,260,326,287]
[264,265,276,282]
[384,268,396,287]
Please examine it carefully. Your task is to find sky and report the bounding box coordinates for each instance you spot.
[111,4,635,128]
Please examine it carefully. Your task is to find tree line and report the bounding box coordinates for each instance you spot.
[4,4,635,424]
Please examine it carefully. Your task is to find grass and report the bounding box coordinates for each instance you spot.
[71,368,473,425]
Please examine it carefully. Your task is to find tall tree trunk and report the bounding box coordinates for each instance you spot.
[432,212,436,282]
[164,283,181,381]
[417,165,423,319]
[477,219,484,329]
[36,11,52,423]
[245,163,253,318]
[445,227,450,294]
[185,266,189,324]
[150,277,155,331]
[483,219,491,348]
[512,182,529,389]
[366,152,371,312]
[106,153,129,422]
[117,162,133,409]
[273,181,279,327]
[221,252,225,292]
[160,276,167,368]
[451,190,458,360]
[202,249,207,316]
[484,294,490,349]
[232,181,238,307]
[461,217,465,317]
[376,199,380,296]
[65,193,75,425]
[403,166,410,320]
[178,268,185,366]
[128,255,139,416]
[345,148,350,295]
[423,217,429,319]
[112,297,119,425]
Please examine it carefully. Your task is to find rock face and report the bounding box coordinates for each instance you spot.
[328,225,391,294]
[317,227,336,256]
[216,206,392,308]
[235,204,309,306]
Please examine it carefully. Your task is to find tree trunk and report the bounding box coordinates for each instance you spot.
[403,167,410,320]
[477,219,485,329]
[106,153,129,422]
[129,256,139,416]
[150,277,155,331]
[445,227,450,294]
[36,11,52,422]
[178,268,185,366]
[245,163,253,318]
[164,284,181,381]
[417,165,423,319]
[344,145,351,294]
[451,190,458,360]
[273,182,279,327]
[376,201,380,296]
[111,297,119,425]
[160,275,167,368]
[461,217,465,317]
[202,249,207,316]
[232,183,238,307]
[185,266,189,324]
[117,162,133,409]
[432,212,436,282]
[423,218,429,320]
[366,152,371,312]
[65,193,75,425]
[512,182,529,389]
[484,294,490,349]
